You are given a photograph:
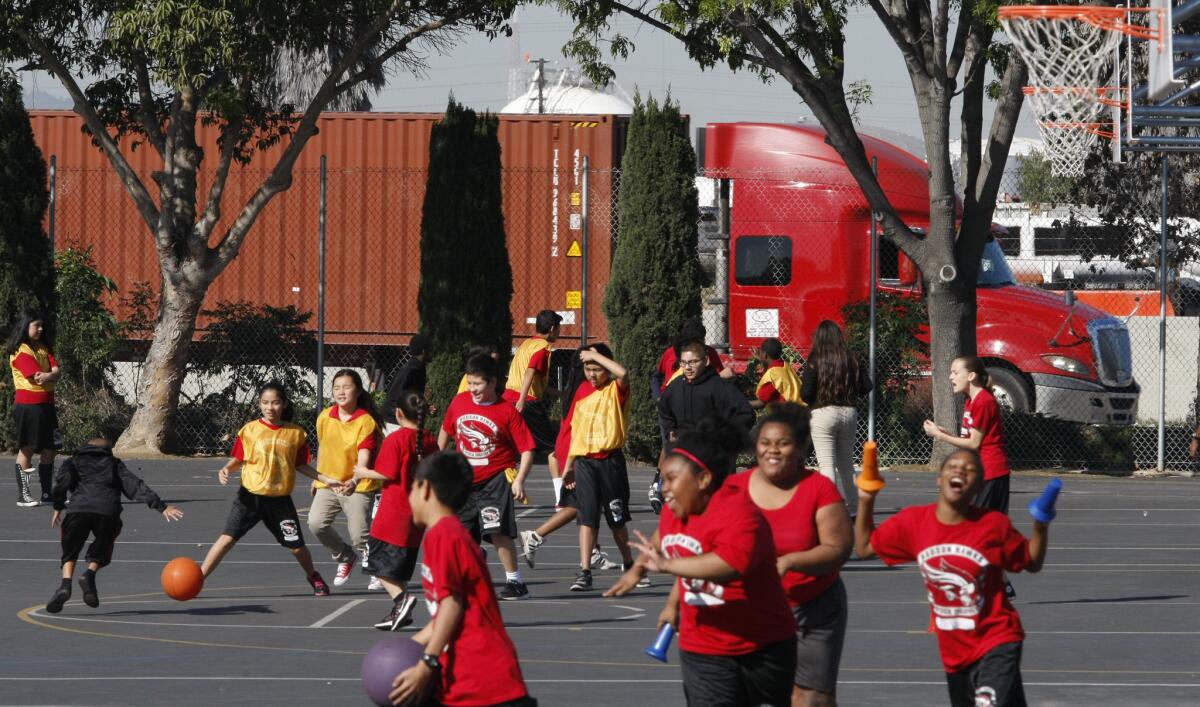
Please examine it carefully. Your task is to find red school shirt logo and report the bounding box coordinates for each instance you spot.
[661,532,726,606]
[917,543,988,631]
[456,414,498,466]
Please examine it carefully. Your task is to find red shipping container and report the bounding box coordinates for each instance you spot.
[29,110,628,345]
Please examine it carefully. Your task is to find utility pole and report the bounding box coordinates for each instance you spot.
[530,57,548,114]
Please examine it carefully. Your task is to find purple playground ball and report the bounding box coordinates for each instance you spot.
[362,636,424,706]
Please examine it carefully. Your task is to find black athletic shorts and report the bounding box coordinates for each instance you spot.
[574,451,632,529]
[60,511,121,567]
[976,475,1011,514]
[14,402,58,451]
[557,480,579,509]
[679,638,797,707]
[793,578,848,693]
[945,641,1027,707]
[223,486,305,549]
[520,400,558,456]
[366,537,419,582]
[457,472,518,543]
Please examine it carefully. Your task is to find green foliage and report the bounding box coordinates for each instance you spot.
[0,68,55,450]
[53,246,120,387]
[842,292,929,462]
[1015,150,1074,211]
[604,94,702,461]
[418,99,513,414]
[177,300,317,452]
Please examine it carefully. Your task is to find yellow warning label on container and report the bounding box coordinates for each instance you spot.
[570,192,581,206]
[566,241,582,257]
[566,291,582,309]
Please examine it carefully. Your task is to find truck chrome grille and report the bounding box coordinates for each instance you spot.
[1088,318,1134,388]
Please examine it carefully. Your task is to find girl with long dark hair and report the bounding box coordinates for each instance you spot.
[801,321,872,506]
[6,311,61,506]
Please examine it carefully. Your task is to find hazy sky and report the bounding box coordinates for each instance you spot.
[20,5,1042,151]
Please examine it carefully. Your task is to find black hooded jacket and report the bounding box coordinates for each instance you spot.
[51,444,167,517]
[659,367,755,437]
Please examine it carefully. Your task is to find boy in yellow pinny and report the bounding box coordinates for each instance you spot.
[752,337,804,410]
[560,343,635,592]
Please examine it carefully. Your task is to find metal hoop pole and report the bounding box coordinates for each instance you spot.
[1158,155,1168,472]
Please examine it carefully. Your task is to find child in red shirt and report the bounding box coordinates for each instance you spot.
[608,419,797,707]
[724,404,852,704]
[855,449,1050,707]
[438,354,535,600]
[388,452,535,707]
[353,390,438,631]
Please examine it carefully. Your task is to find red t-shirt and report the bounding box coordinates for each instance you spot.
[657,483,795,656]
[725,469,844,605]
[961,388,1010,480]
[442,393,535,483]
[559,380,630,461]
[370,427,438,547]
[420,516,528,706]
[656,346,724,391]
[871,504,1032,671]
[11,349,57,404]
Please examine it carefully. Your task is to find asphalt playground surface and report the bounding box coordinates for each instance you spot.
[0,458,1197,707]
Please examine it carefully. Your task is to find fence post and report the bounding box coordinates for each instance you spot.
[868,156,878,442]
[712,178,731,352]
[1158,155,1168,472]
[48,155,57,254]
[581,156,589,346]
[317,155,327,413]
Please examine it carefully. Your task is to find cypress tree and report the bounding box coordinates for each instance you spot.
[604,95,702,460]
[0,70,55,448]
[418,98,513,414]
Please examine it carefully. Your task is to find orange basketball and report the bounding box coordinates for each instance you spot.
[161,557,204,601]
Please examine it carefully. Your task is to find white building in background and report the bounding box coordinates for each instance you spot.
[501,66,633,115]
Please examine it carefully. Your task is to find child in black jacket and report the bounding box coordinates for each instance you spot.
[45,438,183,613]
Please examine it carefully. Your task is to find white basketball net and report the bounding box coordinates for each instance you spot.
[1000,10,1124,176]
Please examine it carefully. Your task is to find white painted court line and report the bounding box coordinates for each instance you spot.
[307,599,366,628]
[516,507,539,519]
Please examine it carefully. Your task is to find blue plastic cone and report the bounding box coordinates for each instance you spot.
[645,624,675,662]
[1028,478,1063,524]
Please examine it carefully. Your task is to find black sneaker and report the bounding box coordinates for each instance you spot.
[46,583,71,613]
[374,593,418,631]
[570,569,593,592]
[648,479,664,515]
[1004,581,1017,600]
[499,580,529,600]
[16,469,37,508]
[308,572,331,597]
[78,571,99,608]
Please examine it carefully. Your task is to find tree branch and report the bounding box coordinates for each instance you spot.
[17,28,161,237]
[731,20,925,260]
[133,55,166,157]
[195,84,245,243]
[865,0,930,79]
[946,0,976,80]
[603,1,769,70]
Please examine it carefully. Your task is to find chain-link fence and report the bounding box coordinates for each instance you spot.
[45,155,1198,470]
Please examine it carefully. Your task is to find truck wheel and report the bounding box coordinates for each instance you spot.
[986,367,1031,414]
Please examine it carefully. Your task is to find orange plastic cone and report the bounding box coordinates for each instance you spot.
[856,440,885,492]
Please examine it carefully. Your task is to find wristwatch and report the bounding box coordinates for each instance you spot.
[420,653,442,671]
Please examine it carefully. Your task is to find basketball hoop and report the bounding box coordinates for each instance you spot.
[999,5,1164,176]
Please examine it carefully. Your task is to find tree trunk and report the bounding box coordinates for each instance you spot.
[114,277,206,454]
[925,280,975,463]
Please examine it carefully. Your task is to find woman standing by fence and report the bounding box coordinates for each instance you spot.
[802,321,872,507]
[7,311,60,507]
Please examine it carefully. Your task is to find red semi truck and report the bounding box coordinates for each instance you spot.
[698,122,1139,425]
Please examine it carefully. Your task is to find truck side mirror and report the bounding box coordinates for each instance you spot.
[898,252,919,287]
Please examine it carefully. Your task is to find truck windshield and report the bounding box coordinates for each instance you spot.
[978,240,1016,287]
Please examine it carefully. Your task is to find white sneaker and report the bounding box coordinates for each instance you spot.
[367,576,385,591]
[333,558,355,586]
[591,548,621,571]
[520,530,543,568]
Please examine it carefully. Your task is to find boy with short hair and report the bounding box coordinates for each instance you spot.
[856,449,1050,706]
[505,310,563,501]
[751,337,804,409]
[440,354,535,600]
[388,451,536,707]
[46,438,183,613]
[560,345,636,592]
